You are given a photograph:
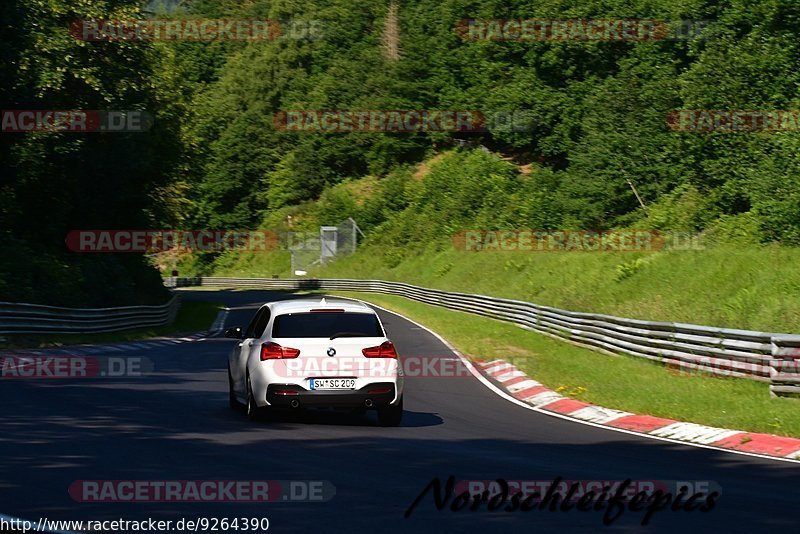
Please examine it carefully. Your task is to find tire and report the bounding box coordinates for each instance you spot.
[377,397,403,427]
[228,365,243,410]
[246,375,262,421]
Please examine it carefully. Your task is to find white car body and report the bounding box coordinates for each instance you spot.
[227,297,404,424]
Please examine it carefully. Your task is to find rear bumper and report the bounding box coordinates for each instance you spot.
[266,383,397,408]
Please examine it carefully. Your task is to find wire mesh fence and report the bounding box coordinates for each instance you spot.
[289,218,362,274]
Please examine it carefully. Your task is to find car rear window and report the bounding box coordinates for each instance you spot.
[272,312,384,338]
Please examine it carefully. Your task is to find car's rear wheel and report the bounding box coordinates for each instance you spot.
[377,397,403,427]
[228,365,242,410]
[246,375,262,421]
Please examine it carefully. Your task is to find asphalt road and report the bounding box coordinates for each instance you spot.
[1,289,798,533]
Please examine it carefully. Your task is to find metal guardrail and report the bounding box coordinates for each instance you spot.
[166,277,800,397]
[0,294,180,335]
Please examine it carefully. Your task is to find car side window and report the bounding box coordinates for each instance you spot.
[253,308,272,338]
[245,307,267,339]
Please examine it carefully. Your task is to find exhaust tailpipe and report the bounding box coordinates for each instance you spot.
[290,399,300,408]
[365,399,373,408]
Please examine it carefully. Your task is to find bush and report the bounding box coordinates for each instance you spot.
[0,239,170,307]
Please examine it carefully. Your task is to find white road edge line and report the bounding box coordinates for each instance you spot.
[351,297,800,465]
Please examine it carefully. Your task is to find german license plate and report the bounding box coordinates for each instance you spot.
[310,378,356,390]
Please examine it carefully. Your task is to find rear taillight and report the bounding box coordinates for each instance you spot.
[362,341,398,359]
[261,342,301,360]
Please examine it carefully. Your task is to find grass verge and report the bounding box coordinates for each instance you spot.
[1,300,223,349]
[317,244,800,332]
[202,243,800,332]
[330,291,800,438]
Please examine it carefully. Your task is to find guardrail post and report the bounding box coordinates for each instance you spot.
[770,336,800,398]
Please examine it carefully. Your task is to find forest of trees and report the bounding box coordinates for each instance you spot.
[3,0,800,304]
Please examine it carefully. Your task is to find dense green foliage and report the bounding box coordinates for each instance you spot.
[181,0,800,246]
[3,0,800,306]
[1,0,180,304]
[202,151,800,332]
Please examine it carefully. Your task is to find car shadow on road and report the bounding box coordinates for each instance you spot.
[241,407,443,429]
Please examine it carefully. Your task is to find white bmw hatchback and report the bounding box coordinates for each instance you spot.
[226,297,404,426]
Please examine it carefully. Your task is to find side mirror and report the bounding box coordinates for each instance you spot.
[224,326,243,339]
